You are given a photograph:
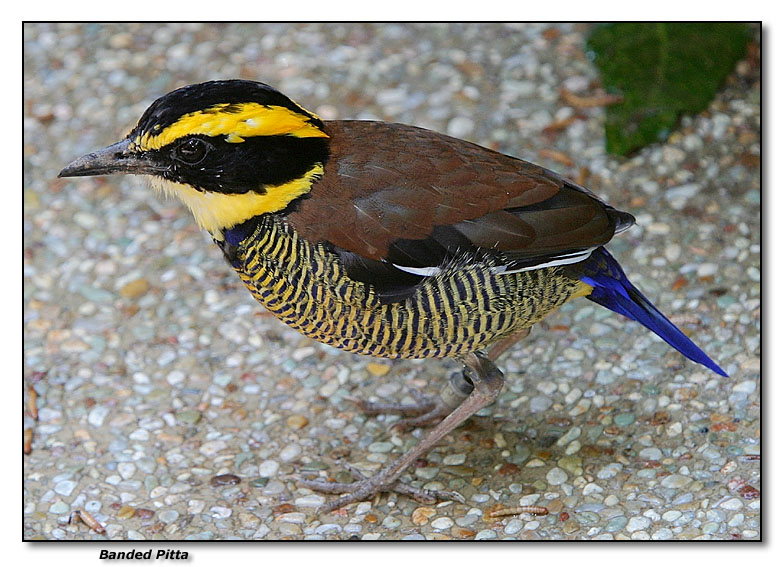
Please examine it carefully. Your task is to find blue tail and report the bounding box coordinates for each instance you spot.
[579,248,727,377]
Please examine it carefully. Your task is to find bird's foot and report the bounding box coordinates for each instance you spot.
[348,392,444,431]
[348,370,475,431]
[300,462,465,513]
[300,352,504,512]
[348,389,436,418]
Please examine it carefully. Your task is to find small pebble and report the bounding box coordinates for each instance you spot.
[159,510,179,524]
[368,441,394,453]
[87,406,110,428]
[286,414,309,430]
[210,474,241,487]
[366,362,391,376]
[474,529,497,540]
[456,514,480,527]
[127,530,146,540]
[447,116,475,138]
[294,494,325,507]
[720,498,744,511]
[504,519,523,535]
[530,395,553,412]
[381,516,401,529]
[431,516,454,530]
[315,523,341,534]
[662,510,682,522]
[211,506,232,519]
[626,516,651,532]
[661,474,691,489]
[176,410,202,424]
[613,413,635,427]
[199,440,227,456]
[639,447,663,460]
[443,453,466,465]
[597,463,622,479]
[582,483,603,496]
[411,506,436,525]
[48,501,69,515]
[546,467,568,486]
[605,516,628,533]
[556,426,581,446]
[261,480,286,496]
[119,278,149,298]
[188,500,205,515]
[666,183,701,203]
[277,512,306,524]
[54,480,77,497]
[258,460,280,477]
[733,380,757,394]
[279,443,302,462]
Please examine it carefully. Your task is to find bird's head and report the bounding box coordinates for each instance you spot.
[59,80,330,237]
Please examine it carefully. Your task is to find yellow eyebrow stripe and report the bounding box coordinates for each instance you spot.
[137,102,327,150]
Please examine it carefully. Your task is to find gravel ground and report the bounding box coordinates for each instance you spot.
[24,23,760,541]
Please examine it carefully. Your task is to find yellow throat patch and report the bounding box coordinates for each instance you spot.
[150,163,324,238]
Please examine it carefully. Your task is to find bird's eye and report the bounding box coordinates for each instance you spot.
[175,138,210,164]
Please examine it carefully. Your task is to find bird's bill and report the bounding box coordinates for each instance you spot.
[58,138,160,178]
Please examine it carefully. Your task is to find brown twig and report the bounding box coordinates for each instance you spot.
[560,88,623,109]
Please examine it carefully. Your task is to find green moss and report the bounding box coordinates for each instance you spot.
[587,23,751,156]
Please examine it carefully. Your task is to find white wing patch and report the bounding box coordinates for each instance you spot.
[493,247,598,275]
[391,246,598,278]
[391,264,443,277]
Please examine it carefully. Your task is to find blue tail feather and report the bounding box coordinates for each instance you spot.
[580,248,727,377]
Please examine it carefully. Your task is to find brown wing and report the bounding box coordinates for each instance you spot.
[287,120,630,268]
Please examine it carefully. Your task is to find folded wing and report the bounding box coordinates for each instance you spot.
[286,121,634,300]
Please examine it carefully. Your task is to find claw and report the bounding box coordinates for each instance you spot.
[301,461,465,512]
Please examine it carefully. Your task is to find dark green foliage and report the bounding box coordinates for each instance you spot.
[586,23,750,156]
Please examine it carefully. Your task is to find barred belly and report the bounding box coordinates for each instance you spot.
[231,217,588,359]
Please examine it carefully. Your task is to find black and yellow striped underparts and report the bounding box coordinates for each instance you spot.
[231,217,593,359]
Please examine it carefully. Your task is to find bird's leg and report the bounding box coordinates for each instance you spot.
[486,327,531,361]
[353,327,531,430]
[300,351,505,512]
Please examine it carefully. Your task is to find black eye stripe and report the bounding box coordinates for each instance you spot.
[155,135,328,194]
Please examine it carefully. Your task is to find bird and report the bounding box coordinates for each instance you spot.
[59,79,727,511]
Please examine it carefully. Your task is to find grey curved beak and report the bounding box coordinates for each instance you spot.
[58,138,159,178]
